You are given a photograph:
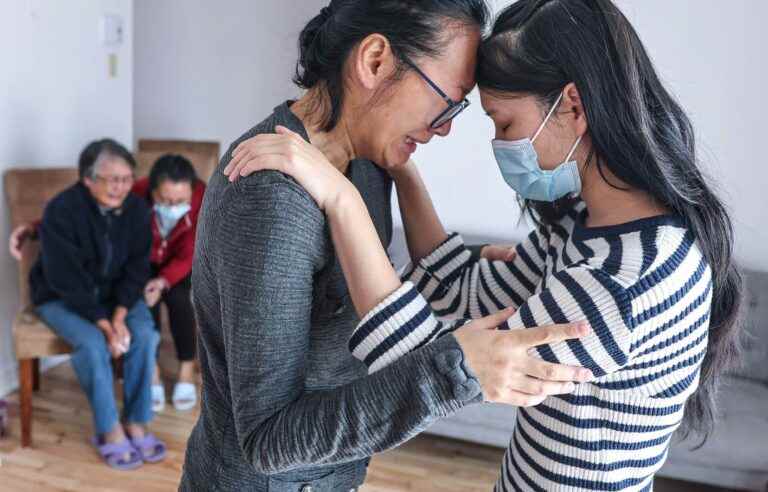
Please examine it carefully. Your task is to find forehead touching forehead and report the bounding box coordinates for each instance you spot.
[420,23,481,97]
[481,87,548,116]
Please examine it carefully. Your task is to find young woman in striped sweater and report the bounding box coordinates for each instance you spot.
[227,0,743,489]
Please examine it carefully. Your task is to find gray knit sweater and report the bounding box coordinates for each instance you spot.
[179,102,483,492]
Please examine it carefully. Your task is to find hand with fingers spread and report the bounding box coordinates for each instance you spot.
[454,307,593,407]
[223,126,355,211]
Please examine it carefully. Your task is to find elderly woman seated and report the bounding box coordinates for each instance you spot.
[12,153,206,413]
[27,139,166,470]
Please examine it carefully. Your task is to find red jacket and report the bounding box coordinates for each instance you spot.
[131,177,206,288]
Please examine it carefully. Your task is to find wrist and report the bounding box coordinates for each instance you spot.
[326,183,361,214]
[155,277,170,291]
[389,160,418,184]
[452,329,480,377]
[434,334,485,404]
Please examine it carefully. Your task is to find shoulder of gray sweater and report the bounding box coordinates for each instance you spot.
[210,113,322,218]
[229,170,324,223]
[194,113,329,273]
[202,170,328,269]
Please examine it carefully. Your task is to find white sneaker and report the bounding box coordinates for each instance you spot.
[151,383,166,413]
[172,382,197,412]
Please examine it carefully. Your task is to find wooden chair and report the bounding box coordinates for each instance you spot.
[136,139,220,183]
[4,167,79,448]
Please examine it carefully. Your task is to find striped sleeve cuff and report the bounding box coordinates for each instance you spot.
[403,233,472,300]
[349,281,462,374]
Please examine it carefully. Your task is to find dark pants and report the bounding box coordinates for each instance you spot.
[150,271,196,362]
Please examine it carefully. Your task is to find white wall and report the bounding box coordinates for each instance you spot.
[133,0,326,153]
[406,0,768,271]
[619,0,768,271]
[0,0,763,396]
[134,0,767,271]
[0,0,134,396]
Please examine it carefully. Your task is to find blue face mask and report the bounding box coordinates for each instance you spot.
[154,203,191,238]
[492,92,583,202]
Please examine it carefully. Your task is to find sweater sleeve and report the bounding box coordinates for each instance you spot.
[351,265,633,379]
[501,266,633,377]
[403,230,548,320]
[216,174,483,475]
[38,200,108,322]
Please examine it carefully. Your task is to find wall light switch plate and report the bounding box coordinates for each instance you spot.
[100,14,123,46]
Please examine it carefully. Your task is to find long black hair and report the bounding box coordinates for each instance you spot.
[294,0,490,131]
[477,0,743,441]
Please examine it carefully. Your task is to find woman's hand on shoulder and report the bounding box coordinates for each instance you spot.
[223,126,354,210]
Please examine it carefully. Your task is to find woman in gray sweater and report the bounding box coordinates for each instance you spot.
[181,2,590,490]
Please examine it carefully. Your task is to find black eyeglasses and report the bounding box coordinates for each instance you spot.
[402,57,470,129]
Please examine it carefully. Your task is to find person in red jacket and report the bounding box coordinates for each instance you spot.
[10,154,205,412]
[136,154,204,412]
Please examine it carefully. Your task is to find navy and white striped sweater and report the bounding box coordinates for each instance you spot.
[349,204,711,491]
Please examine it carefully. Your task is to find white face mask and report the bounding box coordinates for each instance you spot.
[154,202,191,238]
[491,91,582,202]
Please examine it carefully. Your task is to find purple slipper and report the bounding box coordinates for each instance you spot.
[130,433,167,463]
[91,436,143,471]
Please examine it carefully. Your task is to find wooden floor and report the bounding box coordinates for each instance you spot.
[0,336,740,491]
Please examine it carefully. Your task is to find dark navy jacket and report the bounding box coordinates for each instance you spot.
[30,182,152,322]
